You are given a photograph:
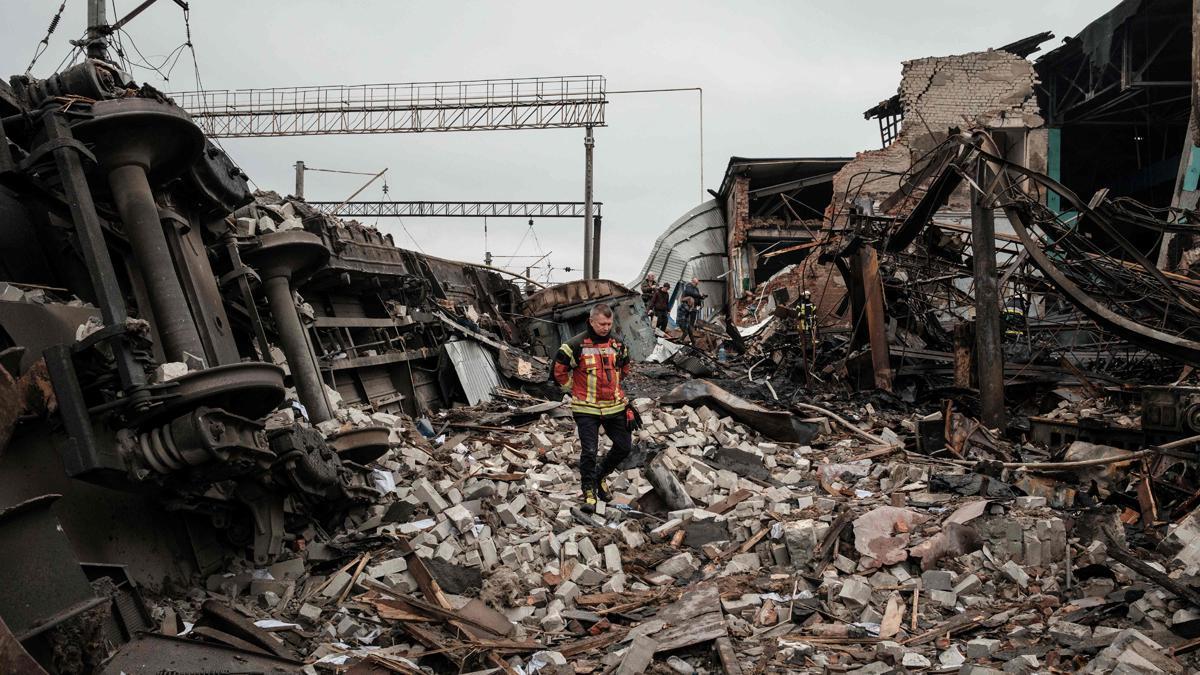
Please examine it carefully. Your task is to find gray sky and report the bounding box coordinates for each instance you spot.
[5,0,1106,284]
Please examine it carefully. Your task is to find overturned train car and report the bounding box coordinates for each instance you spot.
[0,56,555,615]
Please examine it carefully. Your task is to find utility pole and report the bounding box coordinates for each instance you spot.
[85,0,109,59]
[972,160,1006,430]
[583,126,595,280]
[294,161,305,199]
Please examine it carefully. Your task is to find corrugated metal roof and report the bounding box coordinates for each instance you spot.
[444,339,502,405]
[632,200,728,313]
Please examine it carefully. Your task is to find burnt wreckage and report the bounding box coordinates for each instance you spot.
[0,60,645,630]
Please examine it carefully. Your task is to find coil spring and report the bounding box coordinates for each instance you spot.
[137,423,187,474]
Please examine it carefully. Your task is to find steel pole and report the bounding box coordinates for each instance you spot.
[262,275,332,424]
[85,0,108,60]
[294,160,305,199]
[583,126,594,280]
[106,164,205,364]
[971,161,1006,429]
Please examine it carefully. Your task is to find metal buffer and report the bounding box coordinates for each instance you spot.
[243,231,332,424]
[71,99,207,364]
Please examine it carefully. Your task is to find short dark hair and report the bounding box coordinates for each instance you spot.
[590,303,614,319]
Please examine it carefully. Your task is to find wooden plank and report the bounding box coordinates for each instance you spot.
[900,609,989,646]
[576,590,664,607]
[394,538,451,609]
[879,593,905,639]
[858,246,893,392]
[712,526,771,565]
[653,613,726,652]
[708,488,753,515]
[558,627,629,659]
[714,636,745,675]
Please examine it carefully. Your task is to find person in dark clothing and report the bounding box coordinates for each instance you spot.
[552,303,636,512]
[639,272,658,304]
[648,282,671,331]
[680,277,705,342]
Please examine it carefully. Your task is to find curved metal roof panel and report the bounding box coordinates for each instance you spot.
[632,199,728,309]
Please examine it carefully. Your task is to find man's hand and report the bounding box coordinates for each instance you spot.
[625,404,643,431]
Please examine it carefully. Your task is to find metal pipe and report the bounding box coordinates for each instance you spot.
[583,126,594,280]
[106,163,205,364]
[262,275,331,423]
[294,160,304,199]
[85,0,108,59]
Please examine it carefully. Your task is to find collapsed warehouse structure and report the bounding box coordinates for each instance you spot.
[643,0,1199,408]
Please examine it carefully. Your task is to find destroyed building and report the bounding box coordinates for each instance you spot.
[2,0,1200,673]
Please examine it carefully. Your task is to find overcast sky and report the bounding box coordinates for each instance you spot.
[5,1,1106,284]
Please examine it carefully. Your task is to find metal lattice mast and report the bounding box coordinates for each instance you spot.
[172,76,606,137]
[306,201,603,219]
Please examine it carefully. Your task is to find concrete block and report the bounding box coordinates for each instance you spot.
[930,589,957,608]
[721,593,762,613]
[954,573,982,595]
[604,544,623,573]
[480,539,498,569]
[443,503,474,532]
[298,603,322,622]
[902,653,931,668]
[366,556,408,579]
[921,570,954,592]
[321,571,352,599]
[603,573,626,594]
[656,552,697,578]
[619,522,646,548]
[1049,621,1092,645]
[839,576,873,607]
[540,611,565,632]
[967,638,1002,658]
[939,644,966,667]
[1002,560,1029,588]
[555,580,580,604]
[413,478,448,513]
[783,519,827,569]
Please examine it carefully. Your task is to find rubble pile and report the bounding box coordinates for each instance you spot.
[135,374,1200,674]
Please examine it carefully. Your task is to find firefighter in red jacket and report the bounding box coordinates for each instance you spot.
[553,303,635,512]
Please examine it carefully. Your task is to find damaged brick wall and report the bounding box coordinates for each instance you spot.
[726,174,753,299]
[830,48,1044,217]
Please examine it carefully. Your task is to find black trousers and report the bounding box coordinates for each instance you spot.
[654,310,669,331]
[575,412,633,490]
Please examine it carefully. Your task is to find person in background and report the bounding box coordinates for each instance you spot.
[552,303,635,512]
[639,272,658,304]
[680,277,705,342]
[797,289,818,350]
[648,282,671,331]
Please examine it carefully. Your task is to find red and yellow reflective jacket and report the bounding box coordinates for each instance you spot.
[552,329,630,416]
